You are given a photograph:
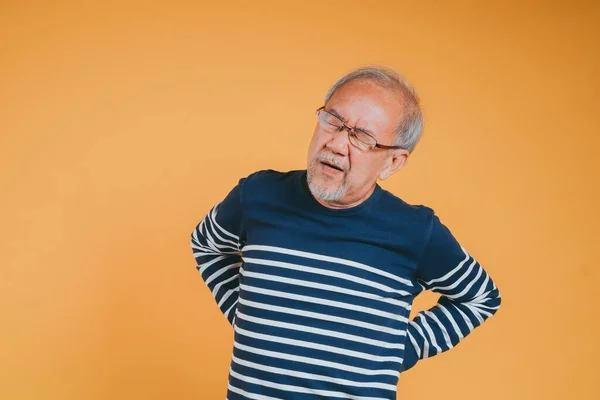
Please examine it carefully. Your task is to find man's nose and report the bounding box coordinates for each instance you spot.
[325,126,351,156]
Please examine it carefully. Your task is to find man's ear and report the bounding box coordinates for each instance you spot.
[379,150,410,180]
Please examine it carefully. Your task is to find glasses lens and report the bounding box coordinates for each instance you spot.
[352,130,377,149]
[347,133,367,150]
[318,110,343,131]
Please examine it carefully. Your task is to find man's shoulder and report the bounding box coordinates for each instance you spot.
[244,168,300,181]
[378,187,435,223]
[242,169,305,191]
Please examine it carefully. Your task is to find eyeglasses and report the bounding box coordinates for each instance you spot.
[316,106,405,151]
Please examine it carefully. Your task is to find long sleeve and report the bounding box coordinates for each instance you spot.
[401,213,502,372]
[190,178,247,326]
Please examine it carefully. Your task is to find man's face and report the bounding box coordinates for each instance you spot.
[306,80,409,208]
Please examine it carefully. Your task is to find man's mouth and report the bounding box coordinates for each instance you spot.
[320,161,344,172]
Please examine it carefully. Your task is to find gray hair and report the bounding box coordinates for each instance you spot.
[324,66,424,153]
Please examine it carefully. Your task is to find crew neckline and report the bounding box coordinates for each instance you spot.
[295,170,382,217]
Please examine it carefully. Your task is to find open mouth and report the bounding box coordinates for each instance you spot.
[321,161,344,172]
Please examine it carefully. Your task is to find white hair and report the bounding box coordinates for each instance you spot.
[324,65,424,153]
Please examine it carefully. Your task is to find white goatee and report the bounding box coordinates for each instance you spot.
[307,156,349,202]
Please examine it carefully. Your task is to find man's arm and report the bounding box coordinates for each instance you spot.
[401,213,502,372]
[190,179,246,326]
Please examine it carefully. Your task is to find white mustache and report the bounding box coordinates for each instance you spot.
[315,153,348,171]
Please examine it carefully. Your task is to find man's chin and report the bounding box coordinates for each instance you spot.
[307,178,347,202]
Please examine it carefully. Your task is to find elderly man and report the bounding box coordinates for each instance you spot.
[190,66,501,400]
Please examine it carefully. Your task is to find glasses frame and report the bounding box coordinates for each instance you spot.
[316,106,405,150]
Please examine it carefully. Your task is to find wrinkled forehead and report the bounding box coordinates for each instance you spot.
[325,80,403,140]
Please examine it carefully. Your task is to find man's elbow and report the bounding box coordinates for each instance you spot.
[486,286,502,317]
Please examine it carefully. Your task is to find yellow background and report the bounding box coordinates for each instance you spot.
[1,1,598,399]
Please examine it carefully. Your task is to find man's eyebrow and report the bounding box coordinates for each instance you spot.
[328,107,376,137]
[327,107,344,120]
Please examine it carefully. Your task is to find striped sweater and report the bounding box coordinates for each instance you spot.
[190,169,501,400]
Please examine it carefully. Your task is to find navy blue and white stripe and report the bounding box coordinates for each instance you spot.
[190,169,501,399]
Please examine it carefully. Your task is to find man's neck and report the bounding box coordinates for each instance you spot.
[312,184,377,209]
